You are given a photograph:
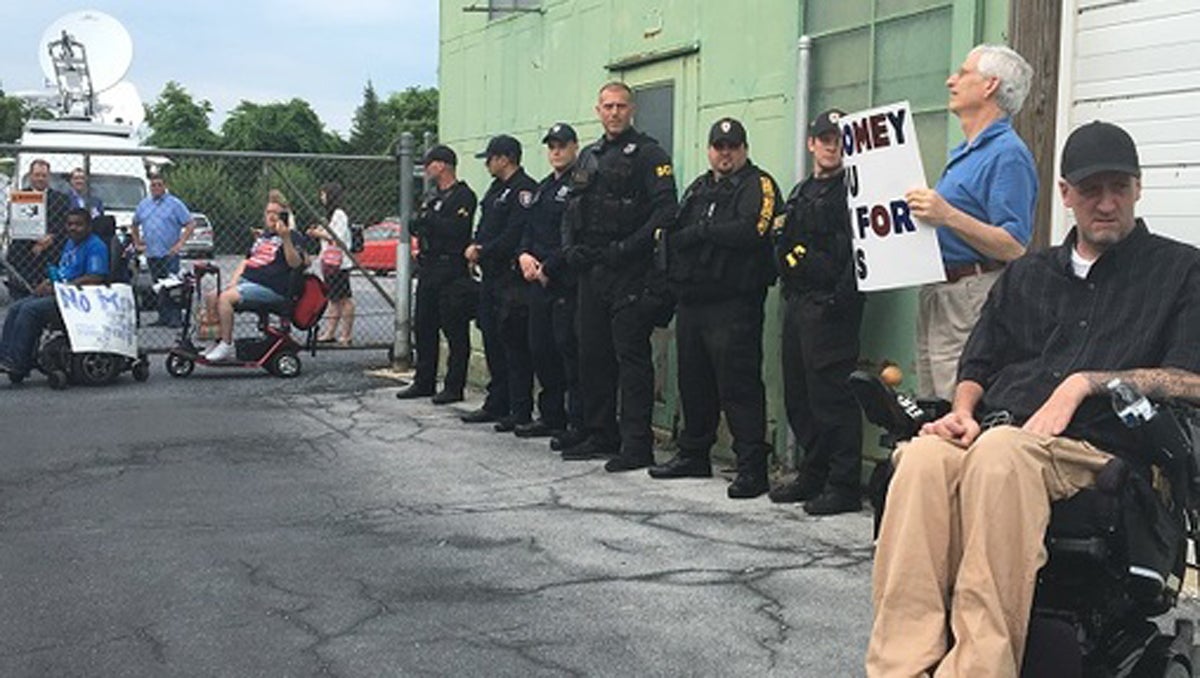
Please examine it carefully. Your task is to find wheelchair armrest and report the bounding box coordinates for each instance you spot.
[848,371,944,441]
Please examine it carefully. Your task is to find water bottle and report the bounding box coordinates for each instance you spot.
[47,264,62,283]
[1109,378,1156,428]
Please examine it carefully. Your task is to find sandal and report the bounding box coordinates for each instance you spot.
[316,335,336,343]
[336,338,352,347]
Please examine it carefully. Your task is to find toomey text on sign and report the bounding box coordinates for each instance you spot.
[840,100,944,292]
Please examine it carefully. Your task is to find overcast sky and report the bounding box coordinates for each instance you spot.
[0,1,439,136]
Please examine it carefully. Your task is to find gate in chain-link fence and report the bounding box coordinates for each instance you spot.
[0,143,421,360]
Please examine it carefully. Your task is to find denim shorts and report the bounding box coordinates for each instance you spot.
[237,280,287,306]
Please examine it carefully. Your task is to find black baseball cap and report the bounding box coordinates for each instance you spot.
[474,134,522,160]
[542,122,578,144]
[709,117,747,146]
[1061,121,1141,184]
[422,144,457,166]
[809,109,845,138]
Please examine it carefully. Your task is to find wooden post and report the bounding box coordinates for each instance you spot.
[1009,0,1063,251]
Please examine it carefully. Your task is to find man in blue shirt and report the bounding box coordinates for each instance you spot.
[131,173,194,328]
[0,208,109,379]
[905,44,1039,400]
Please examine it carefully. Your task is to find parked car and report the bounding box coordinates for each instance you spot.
[357,218,419,275]
[182,213,214,259]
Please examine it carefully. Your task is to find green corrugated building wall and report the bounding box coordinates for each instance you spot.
[438,0,1014,465]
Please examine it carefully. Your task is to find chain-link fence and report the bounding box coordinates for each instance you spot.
[0,143,419,356]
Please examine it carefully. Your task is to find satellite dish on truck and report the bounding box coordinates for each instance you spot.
[37,10,134,117]
[96,81,145,129]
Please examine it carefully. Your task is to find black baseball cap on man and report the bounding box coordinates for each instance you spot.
[809,109,845,138]
[1060,121,1141,184]
[422,144,457,166]
[542,122,578,144]
[709,117,747,146]
[474,134,522,160]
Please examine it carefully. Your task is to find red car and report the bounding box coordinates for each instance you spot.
[357,219,420,274]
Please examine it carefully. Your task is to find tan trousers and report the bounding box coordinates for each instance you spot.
[916,270,1001,401]
[865,426,1113,678]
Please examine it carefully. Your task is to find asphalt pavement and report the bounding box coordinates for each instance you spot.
[0,352,876,677]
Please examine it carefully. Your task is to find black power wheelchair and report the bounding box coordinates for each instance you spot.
[849,370,1200,677]
[4,215,150,389]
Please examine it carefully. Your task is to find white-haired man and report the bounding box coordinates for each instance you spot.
[905,44,1038,400]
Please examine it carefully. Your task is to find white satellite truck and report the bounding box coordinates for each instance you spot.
[4,11,162,255]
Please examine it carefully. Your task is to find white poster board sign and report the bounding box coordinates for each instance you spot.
[841,101,945,291]
[55,283,139,359]
[8,190,47,240]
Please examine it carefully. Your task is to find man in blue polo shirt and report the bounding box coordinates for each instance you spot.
[0,208,109,379]
[905,44,1038,400]
[131,173,194,328]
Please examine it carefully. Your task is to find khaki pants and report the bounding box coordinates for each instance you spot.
[865,426,1113,678]
[916,270,1001,400]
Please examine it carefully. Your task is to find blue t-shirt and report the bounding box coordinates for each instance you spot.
[934,117,1038,266]
[57,233,109,281]
[133,192,192,258]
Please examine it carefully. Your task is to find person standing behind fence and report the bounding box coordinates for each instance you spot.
[396,145,478,405]
[67,168,104,219]
[6,159,71,299]
[131,173,194,328]
[905,44,1037,401]
[308,182,355,346]
[460,135,537,428]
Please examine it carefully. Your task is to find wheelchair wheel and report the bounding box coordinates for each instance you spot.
[47,370,68,390]
[165,354,194,378]
[71,353,121,386]
[132,355,151,382]
[267,350,301,378]
[7,370,25,384]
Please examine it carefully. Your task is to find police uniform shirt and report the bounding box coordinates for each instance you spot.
[775,171,855,297]
[474,168,537,277]
[413,181,477,264]
[577,127,677,256]
[522,168,573,276]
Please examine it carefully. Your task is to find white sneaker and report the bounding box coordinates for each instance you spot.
[204,341,235,362]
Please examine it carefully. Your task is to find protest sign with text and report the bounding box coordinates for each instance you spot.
[841,101,944,291]
[55,283,139,359]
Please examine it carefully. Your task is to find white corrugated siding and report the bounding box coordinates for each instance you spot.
[1055,0,1200,246]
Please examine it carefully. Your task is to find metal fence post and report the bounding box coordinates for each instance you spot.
[393,133,415,369]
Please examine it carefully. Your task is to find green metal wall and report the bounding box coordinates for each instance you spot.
[439,0,1010,464]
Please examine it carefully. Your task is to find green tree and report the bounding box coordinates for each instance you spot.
[221,99,340,153]
[382,86,438,146]
[145,81,220,149]
[0,92,24,144]
[349,80,392,155]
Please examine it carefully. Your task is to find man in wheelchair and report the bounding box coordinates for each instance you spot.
[0,208,107,380]
[866,121,1200,677]
[202,198,307,363]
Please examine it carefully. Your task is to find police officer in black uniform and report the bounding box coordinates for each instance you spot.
[396,145,478,404]
[649,118,781,498]
[561,82,678,472]
[460,135,539,431]
[768,109,866,515]
[514,123,580,440]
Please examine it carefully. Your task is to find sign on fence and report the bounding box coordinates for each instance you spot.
[840,101,945,292]
[55,283,139,359]
[8,190,47,240]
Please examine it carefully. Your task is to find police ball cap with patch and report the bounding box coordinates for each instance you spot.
[809,109,845,138]
[541,122,578,145]
[422,144,457,167]
[474,134,522,159]
[1061,121,1141,184]
[708,117,747,147]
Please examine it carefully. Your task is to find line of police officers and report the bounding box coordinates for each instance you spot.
[397,81,862,515]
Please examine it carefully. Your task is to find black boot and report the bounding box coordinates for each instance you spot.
[431,389,464,405]
[727,472,769,499]
[396,383,435,399]
[460,408,501,424]
[561,436,618,461]
[648,453,712,479]
[550,429,588,451]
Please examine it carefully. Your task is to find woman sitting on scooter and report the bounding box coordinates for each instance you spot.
[202,199,309,362]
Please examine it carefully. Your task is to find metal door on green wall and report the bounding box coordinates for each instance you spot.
[619,54,699,434]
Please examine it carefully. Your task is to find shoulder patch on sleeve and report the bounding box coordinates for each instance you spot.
[655,164,673,178]
[757,176,776,236]
[457,207,470,218]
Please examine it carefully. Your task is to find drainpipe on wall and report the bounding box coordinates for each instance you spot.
[793,35,812,185]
